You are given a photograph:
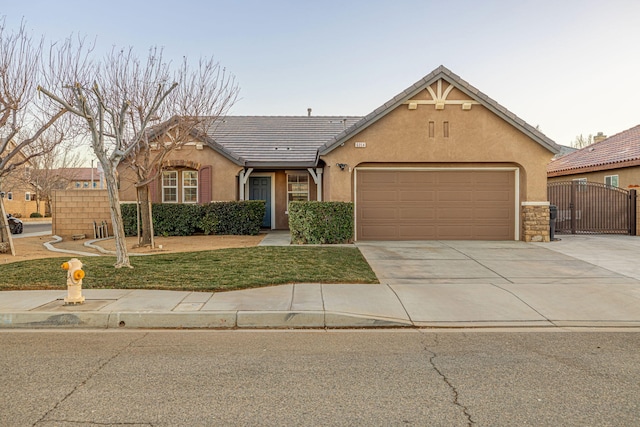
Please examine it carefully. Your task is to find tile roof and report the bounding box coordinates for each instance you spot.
[547,124,640,176]
[319,65,560,155]
[203,116,362,167]
[53,168,101,181]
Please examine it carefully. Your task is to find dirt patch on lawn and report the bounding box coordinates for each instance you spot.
[2,234,266,265]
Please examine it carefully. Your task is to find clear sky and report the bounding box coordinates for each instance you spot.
[2,0,640,147]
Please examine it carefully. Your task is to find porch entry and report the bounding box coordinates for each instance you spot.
[249,176,272,228]
[548,181,637,235]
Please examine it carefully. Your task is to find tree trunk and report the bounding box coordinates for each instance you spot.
[103,166,131,268]
[0,196,16,256]
[136,184,153,247]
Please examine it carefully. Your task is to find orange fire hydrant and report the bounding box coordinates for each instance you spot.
[62,258,85,305]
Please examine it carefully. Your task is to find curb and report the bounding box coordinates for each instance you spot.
[0,310,413,329]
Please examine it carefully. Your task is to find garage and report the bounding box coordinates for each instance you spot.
[355,168,517,240]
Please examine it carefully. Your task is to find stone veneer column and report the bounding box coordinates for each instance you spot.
[521,202,550,242]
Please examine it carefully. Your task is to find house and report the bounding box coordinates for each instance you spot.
[0,169,44,218]
[547,125,640,235]
[118,65,560,241]
[52,167,105,190]
[547,125,640,188]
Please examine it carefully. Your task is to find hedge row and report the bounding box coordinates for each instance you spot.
[288,201,354,244]
[121,201,266,237]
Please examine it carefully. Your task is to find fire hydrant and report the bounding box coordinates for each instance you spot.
[62,258,85,305]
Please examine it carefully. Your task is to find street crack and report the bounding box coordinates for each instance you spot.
[33,332,150,426]
[421,332,475,426]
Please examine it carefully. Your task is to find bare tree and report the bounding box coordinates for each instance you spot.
[571,134,594,148]
[38,46,237,267]
[0,19,69,255]
[124,58,238,248]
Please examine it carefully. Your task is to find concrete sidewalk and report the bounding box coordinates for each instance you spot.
[2,234,640,329]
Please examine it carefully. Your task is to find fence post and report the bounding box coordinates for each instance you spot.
[630,189,637,236]
[570,181,577,234]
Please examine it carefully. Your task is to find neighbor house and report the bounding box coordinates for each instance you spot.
[547,125,640,235]
[547,125,640,189]
[118,65,560,242]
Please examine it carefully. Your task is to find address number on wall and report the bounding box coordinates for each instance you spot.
[354,142,366,148]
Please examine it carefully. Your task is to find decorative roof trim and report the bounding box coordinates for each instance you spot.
[319,65,560,156]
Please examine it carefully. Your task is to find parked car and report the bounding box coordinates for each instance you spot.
[6,214,23,234]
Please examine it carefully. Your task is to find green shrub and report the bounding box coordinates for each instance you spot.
[29,212,43,218]
[121,204,138,237]
[289,201,354,244]
[121,201,265,237]
[200,201,265,235]
[153,204,202,236]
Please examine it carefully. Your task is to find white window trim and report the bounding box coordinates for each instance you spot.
[182,170,199,204]
[604,175,619,188]
[286,172,310,213]
[162,170,178,203]
[25,192,31,201]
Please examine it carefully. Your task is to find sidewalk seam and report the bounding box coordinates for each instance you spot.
[387,283,413,325]
[490,283,557,326]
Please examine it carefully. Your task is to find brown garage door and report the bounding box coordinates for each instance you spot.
[356,169,516,240]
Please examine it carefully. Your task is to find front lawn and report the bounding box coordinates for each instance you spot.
[0,246,379,291]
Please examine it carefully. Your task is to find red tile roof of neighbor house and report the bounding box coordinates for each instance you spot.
[53,168,100,181]
[547,124,640,176]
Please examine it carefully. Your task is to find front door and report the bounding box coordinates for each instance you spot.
[249,176,272,228]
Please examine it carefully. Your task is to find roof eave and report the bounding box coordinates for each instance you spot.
[548,158,640,177]
[245,160,318,168]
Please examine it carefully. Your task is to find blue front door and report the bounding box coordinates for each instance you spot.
[249,176,271,228]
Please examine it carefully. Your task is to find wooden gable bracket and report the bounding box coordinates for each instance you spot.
[403,79,480,110]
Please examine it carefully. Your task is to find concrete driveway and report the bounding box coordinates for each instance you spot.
[355,235,640,327]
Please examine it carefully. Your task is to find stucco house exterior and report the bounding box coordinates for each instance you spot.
[547,125,640,189]
[118,65,560,241]
[547,125,640,235]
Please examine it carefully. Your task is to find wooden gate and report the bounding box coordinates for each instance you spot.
[548,181,636,235]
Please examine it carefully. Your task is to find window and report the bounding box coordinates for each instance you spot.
[573,178,587,192]
[83,181,89,188]
[7,192,12,200]
[25,192,31,201]
[605,175,619,188]
[287,173,309,211]
[182,170,198,203]
[162,171,178,202]
[75,182,81,188]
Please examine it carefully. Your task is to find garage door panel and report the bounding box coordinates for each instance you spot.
[360,190,399,202]
[360,207,397,220]
[398,225,437,239]
[399,190,436,202]
[400,207,436,220]
[438,190,473,202]
[357,169,515,240]
[474,190,511,202]
[399,172,437,185]
[360,225,400,240]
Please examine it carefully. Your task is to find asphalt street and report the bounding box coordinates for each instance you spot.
[1,329,639,426]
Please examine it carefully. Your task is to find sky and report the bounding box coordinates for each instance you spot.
[2,0,640,149]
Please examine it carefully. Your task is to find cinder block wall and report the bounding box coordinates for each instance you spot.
[52,190,111,239]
